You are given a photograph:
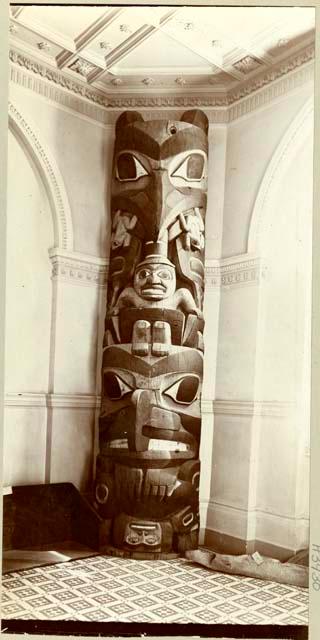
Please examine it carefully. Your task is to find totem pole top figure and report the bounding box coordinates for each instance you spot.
[109,109,208,311]
[112,109,208,237]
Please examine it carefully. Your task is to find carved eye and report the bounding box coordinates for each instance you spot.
[157,269,172,280]
[104,372,133,400]
[171,153,205,181]
[164,375,199,404]
[116,153,149,181]
[137,269,151,280]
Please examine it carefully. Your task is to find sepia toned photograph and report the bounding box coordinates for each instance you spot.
[0,1,316,638]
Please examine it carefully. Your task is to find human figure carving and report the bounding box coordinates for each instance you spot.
[111,210,137,250]
[179,208,205,251]
[110,255,203,320]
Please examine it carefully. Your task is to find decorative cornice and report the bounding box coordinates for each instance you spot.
[9,49,109,107]
[205,255,263,289]
[228,58,314,122]
[9,44,314,125]
[48,250,263,289]
[49,249,108,287]
[10,66,113,127]
[143,109,228,123]
[228,44,314,106]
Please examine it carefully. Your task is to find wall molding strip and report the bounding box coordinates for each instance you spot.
[4,392,296,418]
[5,392,100,409]
[205,255,263,289]
[49,249,263,290]
[212,399,295,417]
[49,249,108,287]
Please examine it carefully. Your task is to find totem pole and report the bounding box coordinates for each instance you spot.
[94,109,208,558]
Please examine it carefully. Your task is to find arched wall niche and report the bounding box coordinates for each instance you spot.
[208,94,314,555]
[249,96,313,551]
[248,96,314,255]
[8,102,74,251]
[4,119,56,484]
[5,104,102,490]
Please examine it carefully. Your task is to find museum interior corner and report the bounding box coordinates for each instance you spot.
[1,3,314,630]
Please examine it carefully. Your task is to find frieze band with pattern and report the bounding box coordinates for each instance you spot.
[9,44,314,117]
[94,109,209,557]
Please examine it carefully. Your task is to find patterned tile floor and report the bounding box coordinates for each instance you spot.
[1,555,308,625]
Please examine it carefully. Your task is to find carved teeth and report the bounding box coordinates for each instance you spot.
[148,439,189,452]
[108,439,128,448]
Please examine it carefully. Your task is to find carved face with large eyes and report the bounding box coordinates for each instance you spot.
[134,258,176,300]
[99,344,203,461]
[111,110,208,242]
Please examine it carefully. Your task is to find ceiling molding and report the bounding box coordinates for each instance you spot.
[9,7,314,94]
[91,24,157,83]
[229,43,314,104]
[56,7,124,70]
[97,8,179,83]
[9,44,314,125]
[10,7,25,19]
[228,61,313,123]
[155,25,242,82]
[16,16,76,52]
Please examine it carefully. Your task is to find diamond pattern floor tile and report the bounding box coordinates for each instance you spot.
[1,555,308,625]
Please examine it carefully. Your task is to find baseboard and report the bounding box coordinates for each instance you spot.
[202,527,301,561]
[203,499,309,552]
[202,528,249,555]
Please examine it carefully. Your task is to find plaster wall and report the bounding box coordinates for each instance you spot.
[6,130,53,394]
[4,130,52,486]
[9,81,113,257]
[4,83,112,490]
[222,82,312,257]
[206,86,313,554]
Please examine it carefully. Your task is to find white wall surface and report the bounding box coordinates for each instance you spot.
[4,84,111,490]
[6,130,53,393]
[222,83,312,257]
[208,86,313,553]
[4,130,53,486]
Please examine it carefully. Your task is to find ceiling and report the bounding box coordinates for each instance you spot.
[9,5,315,98]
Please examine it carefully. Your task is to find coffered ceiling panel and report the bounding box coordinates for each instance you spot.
[9,5,315,99]
[17,5,108,44]
[9,20,64,63]
[111,30,215,74]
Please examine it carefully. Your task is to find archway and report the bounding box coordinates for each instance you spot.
[8,102,74,251]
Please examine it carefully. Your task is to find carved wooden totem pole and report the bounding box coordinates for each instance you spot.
[95,109,208,558]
